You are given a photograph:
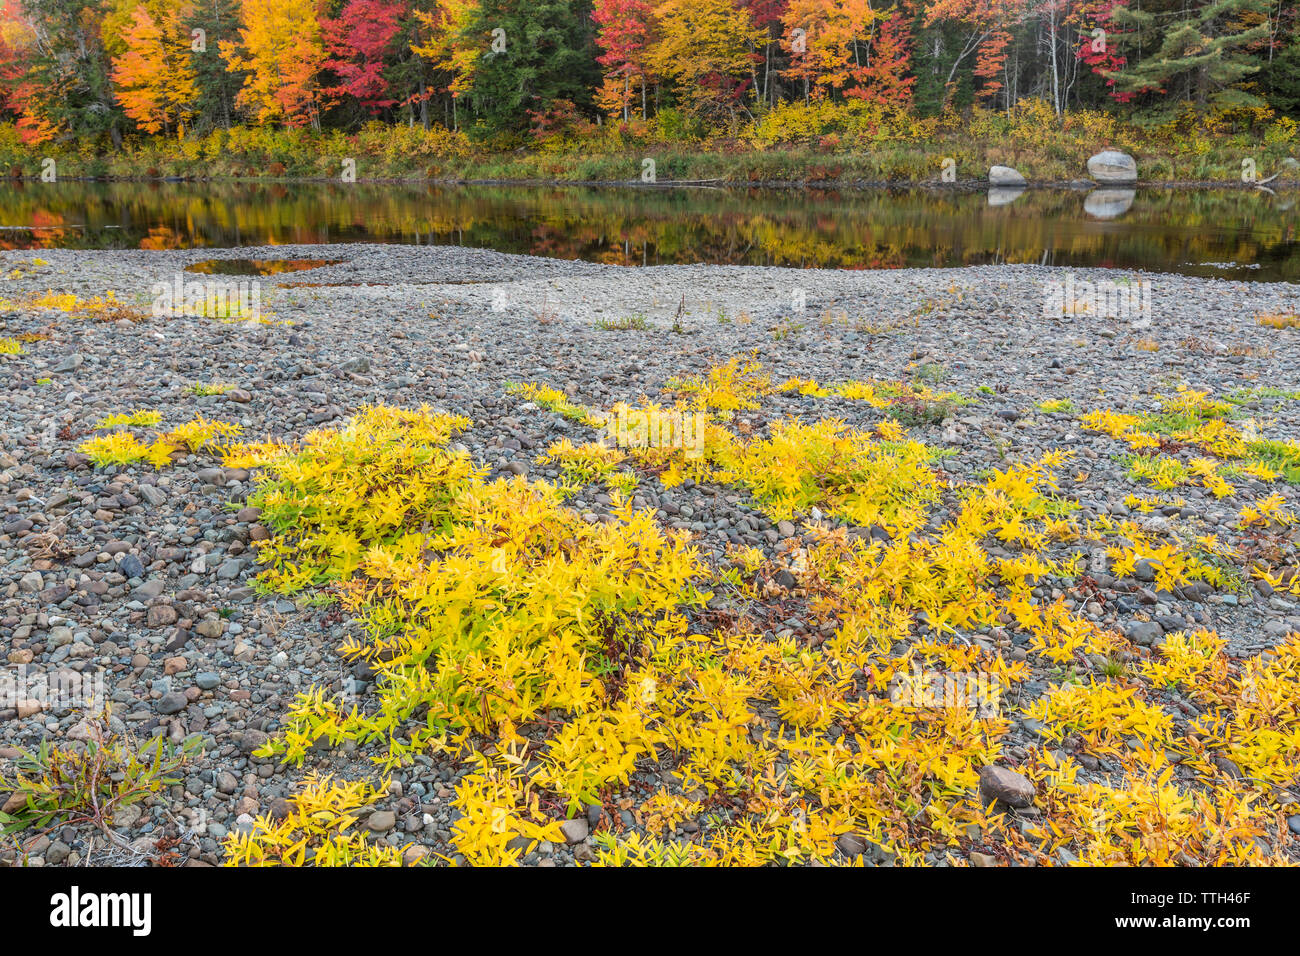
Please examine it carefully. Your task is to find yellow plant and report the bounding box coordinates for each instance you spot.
[165,415,242,453]
[540,438,639,495]
[94,409,162,429]
[79,432,151,466]
[664,355,770,411]
[223,773,409,866]
[1238,493,1295,528]
[215,360,1300,868]
[507,381,604,425]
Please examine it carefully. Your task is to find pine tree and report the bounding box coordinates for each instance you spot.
[1258,0,1299,115]
[1109,0,1272,110]
[459,0,600,138]
[15,0,123,143]
[186,0,242,131]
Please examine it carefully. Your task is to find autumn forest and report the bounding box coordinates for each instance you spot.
[0,0,1296,157]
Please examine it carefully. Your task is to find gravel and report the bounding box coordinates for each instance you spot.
[2,242,1299,866]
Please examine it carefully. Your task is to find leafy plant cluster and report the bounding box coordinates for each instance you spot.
[0,710,200,846]
[207,359,1300,867]
[223,773,410,866]
[79,413,242,468]
[0,290,148,323]
[1081,387,1300,495]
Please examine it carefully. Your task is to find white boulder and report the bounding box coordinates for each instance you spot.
[1087,150,1137,184]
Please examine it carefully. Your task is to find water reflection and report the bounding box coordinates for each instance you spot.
[987,187,1026,208]
[1084,189,1137,220]
[0,181,1295,280]
[186,258,345,275]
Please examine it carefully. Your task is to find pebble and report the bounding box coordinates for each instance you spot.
[2,244,1296,871]
[979,765,1036,808]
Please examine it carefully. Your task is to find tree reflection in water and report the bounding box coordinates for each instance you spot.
[0,181,1295,281]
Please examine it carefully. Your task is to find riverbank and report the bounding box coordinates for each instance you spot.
[2,245,1300,866]
[5,113,1298,188]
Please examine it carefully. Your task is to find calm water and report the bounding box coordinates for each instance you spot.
[1,181,1297,281]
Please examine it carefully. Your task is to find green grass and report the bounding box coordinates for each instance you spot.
[1245,440,1300,484]
[595,314,650,331]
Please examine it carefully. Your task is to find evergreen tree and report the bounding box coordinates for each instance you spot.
[1259,3,1299,115]
[463,0,600,138]
[186,0,241,131]
[19,0,123,143]
[1109,0,1272,110]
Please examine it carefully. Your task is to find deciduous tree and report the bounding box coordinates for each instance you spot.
[648,0,764,123]
[222,0,327,128]
[322,0,406,115]
[110,0,200,135]
[592,0,654,120]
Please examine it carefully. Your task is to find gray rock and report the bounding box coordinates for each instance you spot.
[157,692,188,715]
[559,817,589,844]
[46,840,71,864]
[135,579,166,600]
[1087,150,1137,183]
[216,558,245,580]
[988,165,1026,186]
[836,832,868,857]
[138,485,167,507]
[1127,621,1164,646]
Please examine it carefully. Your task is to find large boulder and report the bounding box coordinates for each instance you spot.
[989,165,1026,186]
[1087,150,1137,183]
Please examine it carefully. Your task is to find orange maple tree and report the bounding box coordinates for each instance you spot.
[222,0,327,128]
[111,1,200,136]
